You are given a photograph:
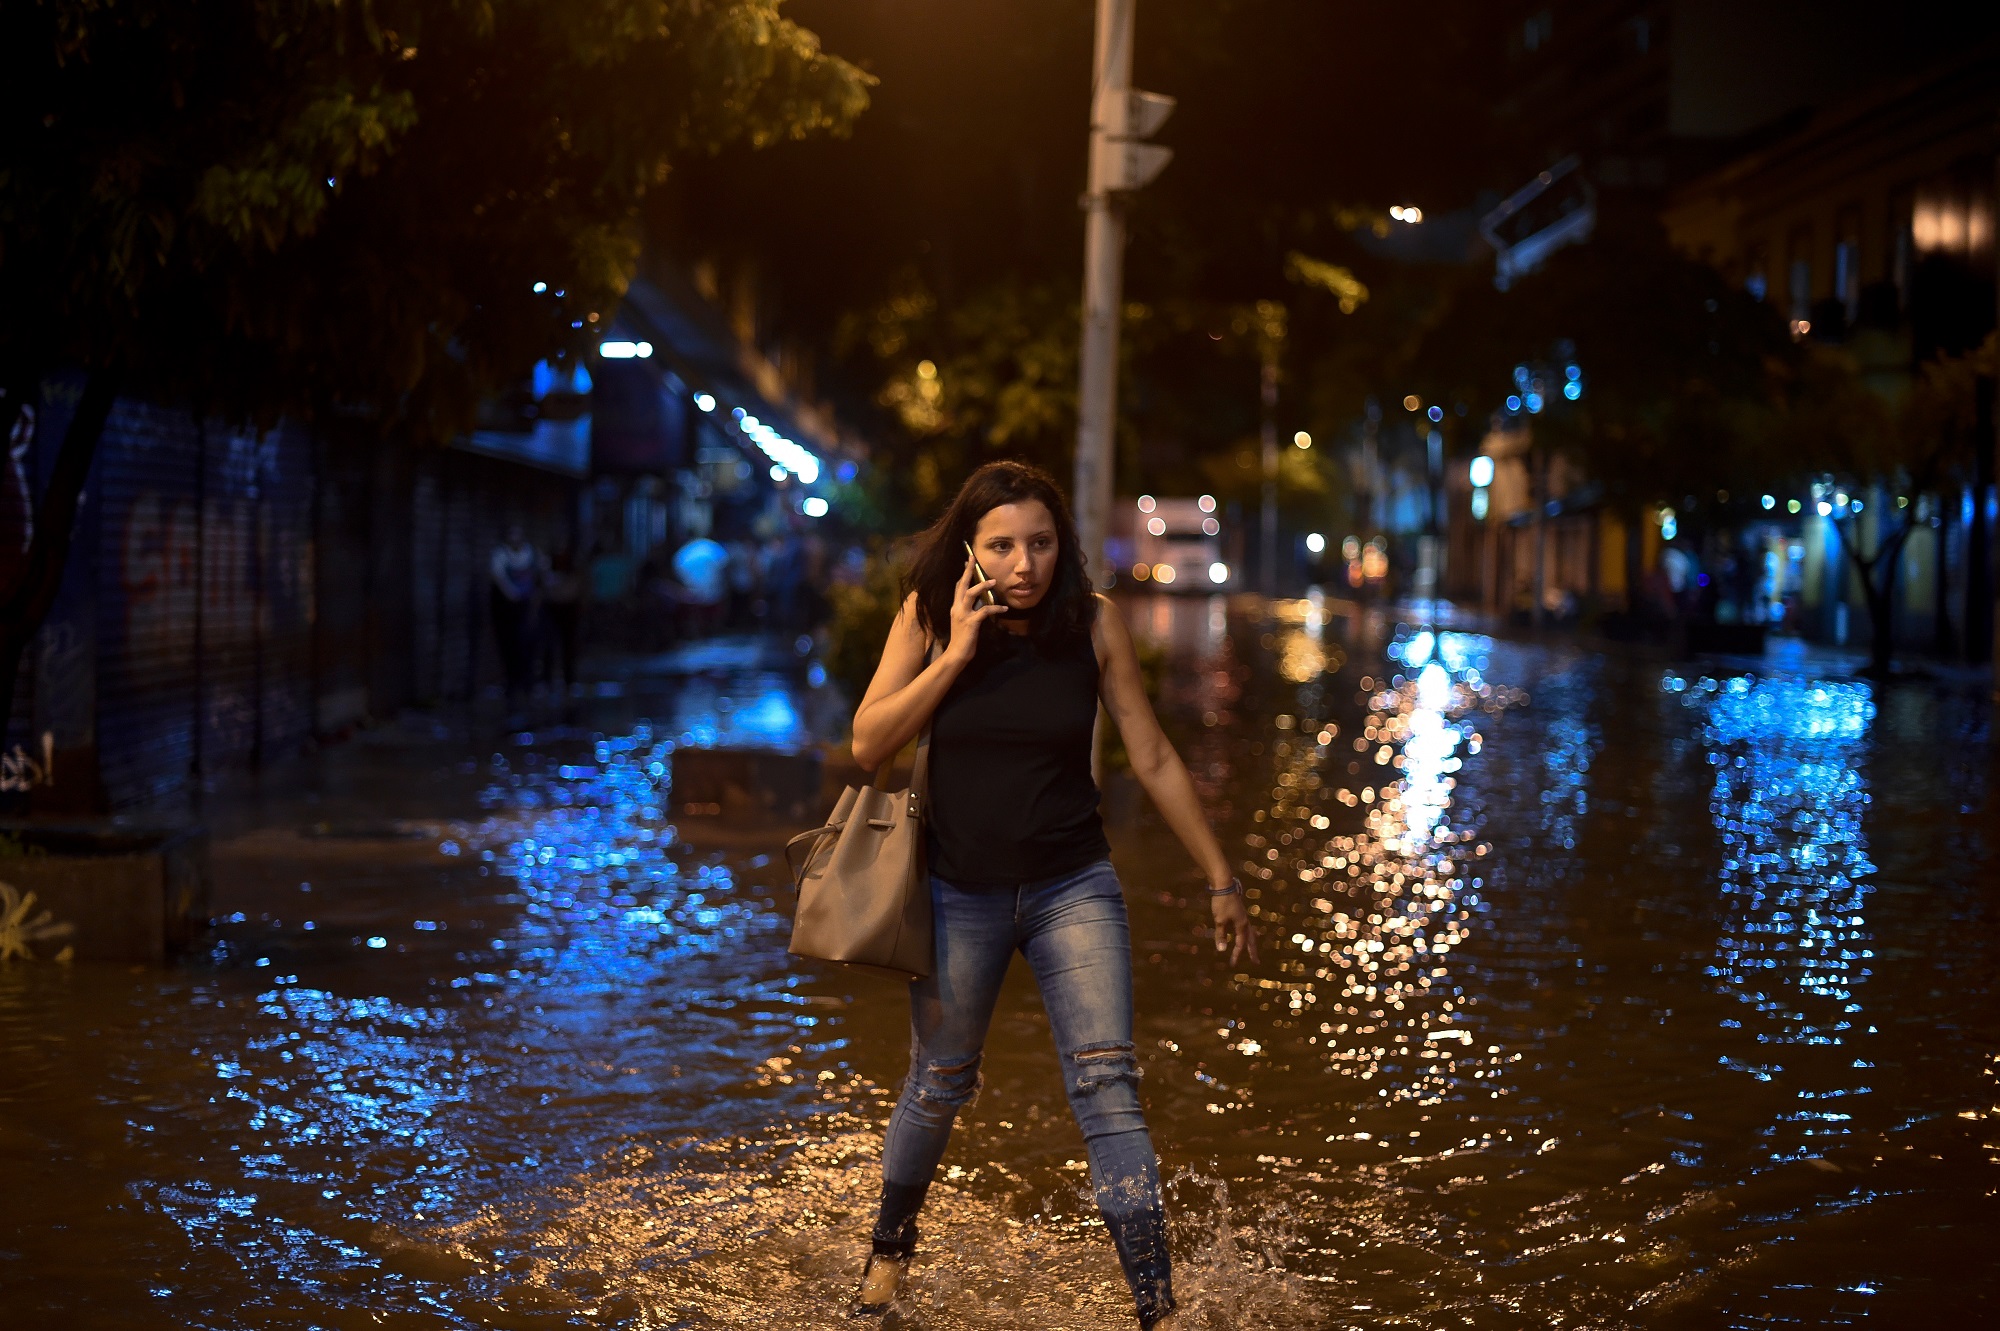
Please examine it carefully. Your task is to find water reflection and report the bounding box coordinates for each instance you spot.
[1676,673,1877,1156]
[1228,620,1511,1123]
[6,610,1997,1327]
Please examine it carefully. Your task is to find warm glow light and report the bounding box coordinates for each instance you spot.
[1294,430,1312,449]
[1402,395,1421,412]
[1147,516,1167,536]
[1137,495,1157,512]
[1201,516,1219,536]
[1131,562,1151,581]
[1197,494,1216,513]
[1152,563,1177,584]
[1389,205,1423,223]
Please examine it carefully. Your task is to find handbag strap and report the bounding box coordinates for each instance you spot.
[872,640,938,811]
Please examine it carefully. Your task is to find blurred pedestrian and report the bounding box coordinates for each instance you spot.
[765,532,806,631]
[490,525,541,703]
[540,548,582,692]
[724,537,762,628]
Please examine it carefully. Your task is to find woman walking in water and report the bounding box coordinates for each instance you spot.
[846,461,1258,1328]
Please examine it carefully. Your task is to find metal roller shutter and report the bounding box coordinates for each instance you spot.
[96,400,201,809]
[411,460,443,702]
[312,429,374,732]
[439,455,478,700]
[257,423,313,763]
[198,424,261,777]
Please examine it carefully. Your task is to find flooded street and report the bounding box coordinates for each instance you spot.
[4,601,1997,1329]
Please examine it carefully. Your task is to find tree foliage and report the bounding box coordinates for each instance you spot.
[2,0,871,430]
[836,277,1084,517]
[1780,335,1996,671]
[1404,226,1797,519]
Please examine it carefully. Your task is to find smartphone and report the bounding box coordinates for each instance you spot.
[963,541,1000,606]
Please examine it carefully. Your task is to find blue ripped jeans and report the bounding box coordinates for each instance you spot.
[872,860,1173,1327]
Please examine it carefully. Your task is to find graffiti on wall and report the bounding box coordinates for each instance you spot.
[1,399,32,592]
[0,732,55,792]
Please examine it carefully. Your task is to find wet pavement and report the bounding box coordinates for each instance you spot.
[3,604,1997,1329]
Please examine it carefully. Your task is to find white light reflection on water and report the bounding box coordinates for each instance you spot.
[1674,673,1877,1156]
[1229,627,1512,1120]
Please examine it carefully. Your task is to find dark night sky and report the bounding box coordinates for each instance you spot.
[662,1,2000,379]
[666,2,1504,324]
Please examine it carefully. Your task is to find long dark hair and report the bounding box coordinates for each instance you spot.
[905,461,1097,649]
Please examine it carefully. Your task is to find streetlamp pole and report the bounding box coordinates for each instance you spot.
[1260,339,1279,598]
[1074,0,1172,588]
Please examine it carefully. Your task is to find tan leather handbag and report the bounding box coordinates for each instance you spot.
[785,726,935,981]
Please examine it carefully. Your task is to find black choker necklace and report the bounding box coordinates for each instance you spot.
[1000,605,1035,620]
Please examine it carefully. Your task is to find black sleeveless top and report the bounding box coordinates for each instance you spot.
[925,626,1110,886]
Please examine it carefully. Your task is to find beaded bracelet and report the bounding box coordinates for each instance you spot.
[1206,877,1243,897]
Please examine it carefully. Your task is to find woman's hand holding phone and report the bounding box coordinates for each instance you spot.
[946,548,1005,663]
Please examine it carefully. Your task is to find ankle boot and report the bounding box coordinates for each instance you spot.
[848,1251,907,1317]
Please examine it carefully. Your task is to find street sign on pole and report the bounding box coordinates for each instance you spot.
[1074,0,1173,590]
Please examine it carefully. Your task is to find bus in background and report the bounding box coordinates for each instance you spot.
[1108,494,1232,591]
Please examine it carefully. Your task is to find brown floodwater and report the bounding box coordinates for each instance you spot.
[3,598,1996,1329]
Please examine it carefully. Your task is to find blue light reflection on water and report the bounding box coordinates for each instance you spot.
[138,700,847,1307]
[661,675,808,750]
[1673,673,1878,1157]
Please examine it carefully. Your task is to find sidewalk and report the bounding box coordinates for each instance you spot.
[190,631,843,876]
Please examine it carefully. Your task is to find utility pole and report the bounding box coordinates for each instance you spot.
[1253,302,1285,598]
[1074,0,1173,588]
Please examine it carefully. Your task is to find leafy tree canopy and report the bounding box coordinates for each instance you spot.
[1,0,871,434]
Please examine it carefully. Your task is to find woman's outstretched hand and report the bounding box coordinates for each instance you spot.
[945,554,1005,662]
[1212,890,1258,966]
